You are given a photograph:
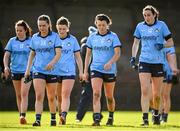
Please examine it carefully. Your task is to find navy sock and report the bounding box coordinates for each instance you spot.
[93,113,101,122]
[109,112,114,119]
[163,113,168,119]
[61,112,67,118]
[20,113,26,117]
[51,113,56,121]
[36,114,41,122]
[143,113,148,121]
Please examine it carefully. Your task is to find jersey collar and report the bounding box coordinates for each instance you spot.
[60,33,70,40]
[15,37,29,42]
[38,31,52,38]
[96,30,111,36]
[143,20,157,26]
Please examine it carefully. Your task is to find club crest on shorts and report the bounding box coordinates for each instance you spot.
[139,66,143,69]
[91,72,95,76]
[34,72,39,76]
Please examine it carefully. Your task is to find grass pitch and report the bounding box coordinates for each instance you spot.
[0,111,180,131]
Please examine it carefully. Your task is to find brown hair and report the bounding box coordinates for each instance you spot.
[94,14,112,25]
[38,14,52,31]
[56,16,71,27]
[143,5,159,20]
[15,20,32,37]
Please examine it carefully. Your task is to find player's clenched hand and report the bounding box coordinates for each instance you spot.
[45,63,54,70]
[79,72,83,82]
[83,72,89,82]
[4,67,10,79]
[104,62,112,70]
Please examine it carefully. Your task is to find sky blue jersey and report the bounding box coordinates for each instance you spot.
[134,20,171,64]
[5,37,31,73]
[56,34,80,76]
[30,31,62,75]
[86,31,121,74]
[163,47,175,76]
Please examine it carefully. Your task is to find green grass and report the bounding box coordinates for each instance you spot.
[0,111,180,131]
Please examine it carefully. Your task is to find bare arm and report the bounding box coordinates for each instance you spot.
[3,51,11,79]
[104,47,121,70]
[75,51,83,81]
[167,53,179,75]
[83,48,92,81]
[164,38,174,48]
[45,48,61,70]
[25,50,35,76]
[132,38,140,57]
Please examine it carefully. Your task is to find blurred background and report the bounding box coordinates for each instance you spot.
[0,0,179,111]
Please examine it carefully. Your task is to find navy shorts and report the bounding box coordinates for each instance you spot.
[11,73,24,80]
[90,70,116,82]
[33,72,57,83]
[57,75,75,83]
[138,62,164,77]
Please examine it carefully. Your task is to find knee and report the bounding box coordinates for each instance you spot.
[57,97,62,103]
[48,96,55,103]
[141,90,149,97]
[163,90,169,97]
[106,97,114,104]
[21,92,28,99]
[62,94,68,100]
[17,94,21,101]
[153,91,160,99]
[163,93,169,101]
[93,92,101,100]
[36,94,44,102]
[154,95,160,103]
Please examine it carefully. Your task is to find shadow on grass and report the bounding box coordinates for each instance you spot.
[61,124,180,129]
[0,125,34,129]
[0,123,180,129]
[113,124,180,129]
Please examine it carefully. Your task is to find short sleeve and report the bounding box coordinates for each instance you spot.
[86,35,92,49]
[113,33,121,48]
[5,39,12,52]
[162,22,171,38]
[54,34,62,48]
[29,38,35,51]
[133,24,141,39]
[73,37,80,53]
